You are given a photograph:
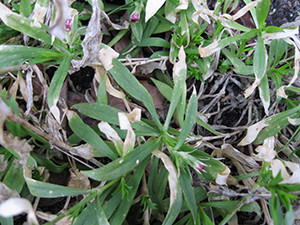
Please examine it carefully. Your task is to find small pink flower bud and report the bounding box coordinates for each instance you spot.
[196,163,205,171]
[65,18,72,31]
[130,12,140,23]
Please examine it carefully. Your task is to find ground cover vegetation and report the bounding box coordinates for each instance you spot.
[0,0,300,224]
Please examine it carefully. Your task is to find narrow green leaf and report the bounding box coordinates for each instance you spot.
[162,184,182,225]
[109,158,148,225]
[68,112,118,160]
[3,163,24,193]
[174,90,197,150]
[258,73,270,115]
[20,0,32,17]
[199,207,214,225]
[151,78,173,101]
[135,37,170,48]
[74,200,110,225]
[196,116,222,136]
[72,102,121,125]
[0,3,66,51]
[222,48,253,75]
[253,36,267,80]
[180,170,197,224]
[97,72,108,104]
[253,105,300,144]
[109,59,162,129]
[256,0,270,28]
[164,47,186,130]
[47,54,72,121]
[82,138,161,181]
[25,176,92,197]
[0,45,58,69]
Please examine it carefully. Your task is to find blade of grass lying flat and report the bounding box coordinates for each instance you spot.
[258,72,270,115]
[72,103,161,136]
[151,78,173,101]
[68,111,118,160]
[135,37,170,48]
[25,175,92,197]
[0,3,66,51]
[82,138,161,181]
[109,59,163,130]
[0,45,63,69]
[72,102,121,125]
[174,88,197,151]
[47,54,72,122]
[253,105,300,144]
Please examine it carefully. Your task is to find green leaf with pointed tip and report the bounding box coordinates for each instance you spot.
[74,200,110,225]
[25,176,92,197]
[0,45,63,69]
[256,0,270,29]
[68,112,118,160]
[162,183,182,225]
[47,54,72,121]
[82,138,161,181]
[109,59,162,130]
[180,170,197,224]
[174,90,197,151]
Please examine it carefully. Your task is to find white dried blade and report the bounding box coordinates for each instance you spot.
[25,67,34,115]
[252,137,276,162]
[0,101,33,166]
[145,0,166,22]
[173,46,187,82]
[238,120,268,146]
[68,169,91,190]
[98,122,122,144]
[230,0,258,21]
[0,198,39,225]
[99,45,119,70]
[71,0,102,69]
[215,166,230,186]
[175,0,188,12]
[288,117,300,126]
[198,40,220,58]
[50,0,76,39]
[152,149,178,206]
[106,74,125,99]
[191,1,211,24]
[118,109,141,155]
[30,1,48,27]
[0,182,20,203]
[72,143,95,160]
[0,2,19,24]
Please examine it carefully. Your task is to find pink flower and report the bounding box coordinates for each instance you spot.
[65,18,72,31]
[130,12,140,23]
[196,163,205,171]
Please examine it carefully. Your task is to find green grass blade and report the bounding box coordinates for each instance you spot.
[47,54,72,122]
[68,111,118,160]
[0,45,63,69]
[109,158,148,225]
[82,138,161,181]
[72,103,121,125]
[25,175,92,197]
[164,47,187,130]
[174,89,197,151]
[162,184,182,225]
[74,200,110,225]
[109,59,163,130]
[0,3,66,51]
[180,170,197,224]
